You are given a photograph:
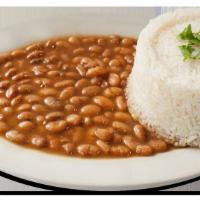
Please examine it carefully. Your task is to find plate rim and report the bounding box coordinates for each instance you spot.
[0,169,199,192]
[0,142,200,191]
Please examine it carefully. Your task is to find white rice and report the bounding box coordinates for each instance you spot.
[126,8,200,147]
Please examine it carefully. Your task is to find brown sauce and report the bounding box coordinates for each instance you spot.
[0,35,171,158]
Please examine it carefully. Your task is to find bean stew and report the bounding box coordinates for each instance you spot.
[0,35,170,157]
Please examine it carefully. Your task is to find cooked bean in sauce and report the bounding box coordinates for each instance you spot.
[0,35,170,158]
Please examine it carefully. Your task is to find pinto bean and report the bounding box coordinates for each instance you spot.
[56,40,69,48]
[77,144,100,157]
[45,40,56,49]
[32,65,48,76]
[18,79,31,85]
[108,73,121,86]
[123,136,137,151]
[104,87,122,98]
[70,96,89,106]
[0,97,9,107]
[110,145,130,156]
[82,37,96,44]
[26,43,44,52]
[114,112,132,122]
[12,72,32,81]
[45,112,64,121]
[96,140,110,153]
[75,78,90,89]
[11,95,23,106]
[29,58,43,64]
[4,62,13,68]
[112,121,132,133]
[31,135,47,147]
[27,50,44,60]
[5,130,26,143]
[3,107,13,115]
[92,115,110,125]
[64,104,75,113]
[90,77,102,85]
[11,50,25,58]
[136,145,153,156]
[45,120,67,132]
[121,38,135,47]
[39,88,57,96]
[119,47,133,55]
[109,59,121,68]
[115,96,127,111]
[59,87,75,100]
[6,84,18,99]
[4,68,17,78]
[65,114,82,126]
[18,121,34,131]
[62,143,75,154]
[73,48,85,55]
[68,36,80,45]
[18,84,33,94]
[44,97,63,109]
[80,104,101,116]
[93,96,114,110]
[102,49,112,57]
[25,94,41,103]
[54,80,75,88]
[134,124,146,141]
[17,104,32,111]
[82,86,101,96]
[88,45,102,53]
[86,66,108,78]
[48,70,61,78]
[17,111,34,121]
[149,140,168,152]
[95,128,114,142]
[76,65,86,77]
[0,80,10,89]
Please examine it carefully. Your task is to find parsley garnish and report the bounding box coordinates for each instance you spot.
[177,24,200,60]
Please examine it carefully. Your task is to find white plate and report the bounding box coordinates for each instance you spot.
[0,8,199,191]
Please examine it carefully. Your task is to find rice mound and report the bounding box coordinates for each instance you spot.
[126,8,200,147]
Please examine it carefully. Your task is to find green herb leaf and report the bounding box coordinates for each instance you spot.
[177,24,193,40]
[177,24,200,60]
[179,45,194,60]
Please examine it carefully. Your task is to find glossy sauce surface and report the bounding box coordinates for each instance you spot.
[0,35,170,157]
